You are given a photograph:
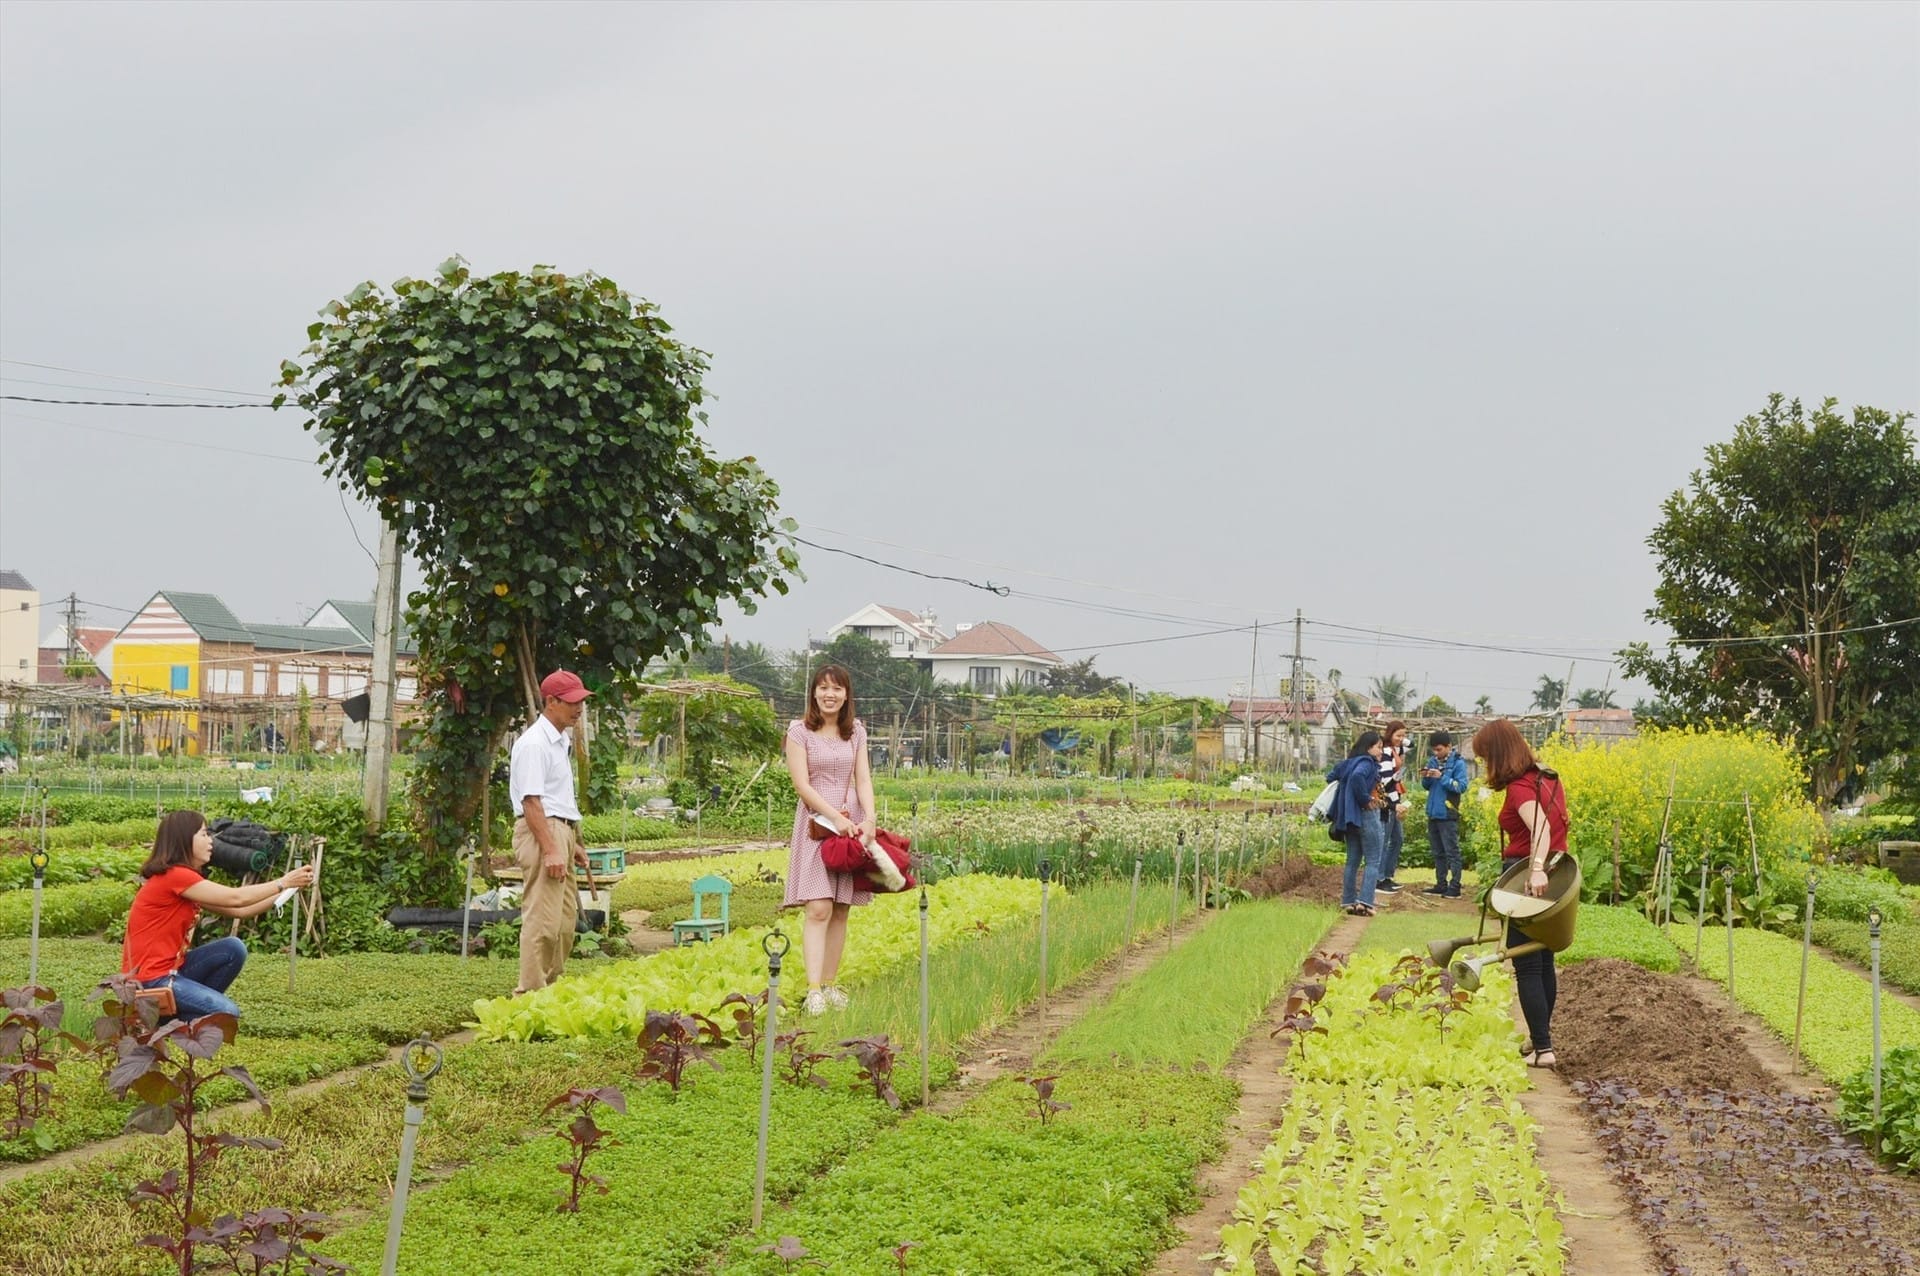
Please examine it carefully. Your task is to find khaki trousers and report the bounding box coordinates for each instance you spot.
[514,815,581,994]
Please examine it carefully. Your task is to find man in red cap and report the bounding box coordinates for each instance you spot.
[509,669,593,993]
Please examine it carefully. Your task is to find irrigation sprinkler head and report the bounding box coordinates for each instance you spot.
[1869,908,1882,938]
[763,928,791,972]
[1721,865,1734,884]
[28,849,49,876]
[400,1038,443,1103]
[1038,858,1051,884]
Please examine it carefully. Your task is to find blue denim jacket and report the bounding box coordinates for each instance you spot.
[1421,751,1469,821]
[1325,755,1380,835]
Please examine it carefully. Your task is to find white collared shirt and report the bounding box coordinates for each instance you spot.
[509,713,581,821]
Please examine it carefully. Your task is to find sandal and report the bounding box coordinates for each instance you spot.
[1522,1049,1558,1069]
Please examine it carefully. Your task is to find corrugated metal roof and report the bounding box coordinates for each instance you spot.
[0,569,36,592]
[143,591,253,643]
[246,623,372,655]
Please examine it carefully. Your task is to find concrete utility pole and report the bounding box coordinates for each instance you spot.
[1288,609,1305,779]
[1244,621,1259,766]
[64,593,81,756]
[363,519,403,828]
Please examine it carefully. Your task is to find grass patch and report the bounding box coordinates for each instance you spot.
[1355,908,1484,957]
[1561,903,1682,972]
[1046,898,1335,1068]
[0,1034,389,1163]
[608,848,786,913]
[317,1059,906,1276]
[1813,916,1920,995]
[718,1067,1239,1275]
[801,878,1197,1056]
[0,1038,637,1275]
[1694,925,1920,1083]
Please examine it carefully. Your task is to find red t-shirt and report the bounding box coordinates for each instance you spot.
[122,865,203,980]
[1498,768,1569,860]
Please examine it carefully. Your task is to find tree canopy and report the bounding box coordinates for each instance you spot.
[1619,395,1920,805]
[281,258,797,852]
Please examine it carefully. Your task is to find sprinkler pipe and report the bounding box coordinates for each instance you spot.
[380,1039,444,1276]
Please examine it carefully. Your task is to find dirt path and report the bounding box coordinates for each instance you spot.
[0,1030,477,1189]
[1149,912,1369,1276]
[1506,1000,1663,1276]
[926,908,1222,1115]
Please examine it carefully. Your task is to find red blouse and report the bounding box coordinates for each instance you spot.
[1498,768,1569,860]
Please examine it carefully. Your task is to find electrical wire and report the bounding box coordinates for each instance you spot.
[0,410,315,464]
[792,535,1009,595]
[0,358,275,400]
[1,394,276,409]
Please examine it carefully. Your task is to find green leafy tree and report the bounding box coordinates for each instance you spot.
[1530,675,1567,712]
[1572,687,1618,709]
[1041,655,1125,697]
[686,638,790,702]
[280,258,796,857]
[293,685,313,759]
[1367,673,1412,714]
[1418,694,1456,716]
[1472,694,1494,716]
[1619,396,1920,805]
[636,675,780,795]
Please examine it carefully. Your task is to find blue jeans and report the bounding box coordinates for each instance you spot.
[1380,807,1404,881]
[1429,817,1462,889]
[142,936,248,1021]
[1341,815,1385,909]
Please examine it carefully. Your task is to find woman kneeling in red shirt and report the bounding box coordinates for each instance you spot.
[122,811,315,1022]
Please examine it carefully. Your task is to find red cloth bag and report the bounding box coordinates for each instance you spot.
[818,829,916,893]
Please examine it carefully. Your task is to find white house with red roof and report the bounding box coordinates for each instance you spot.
[924,621,1062,694]
[828,603,950,658]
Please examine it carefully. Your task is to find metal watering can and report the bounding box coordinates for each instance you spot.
[1427,854,1583,991]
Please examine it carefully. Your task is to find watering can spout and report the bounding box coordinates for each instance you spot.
[1428,935,1489,968]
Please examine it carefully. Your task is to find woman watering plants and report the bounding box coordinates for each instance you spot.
[121,810,315,1021]
[1328,731,1388,917]
[1470,719,1570,1068]
[783,664,876,1016]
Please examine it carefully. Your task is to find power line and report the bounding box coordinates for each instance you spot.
[1663,616,1920,647]
[0,410,315,464]
[1,394,276,409]
[792,535,1009,595]
[0,358,275,400]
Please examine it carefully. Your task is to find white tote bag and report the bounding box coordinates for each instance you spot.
[1307,779,1340,823]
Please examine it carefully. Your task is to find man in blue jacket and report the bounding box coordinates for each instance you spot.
[1420,731,1470,897]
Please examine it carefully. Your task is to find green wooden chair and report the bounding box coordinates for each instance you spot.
[670,874,732,946]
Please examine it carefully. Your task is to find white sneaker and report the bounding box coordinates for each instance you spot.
[823,986,850,1011]
[803,989,828,1016]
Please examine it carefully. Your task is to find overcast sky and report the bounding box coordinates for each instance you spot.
[2,1,1914,713]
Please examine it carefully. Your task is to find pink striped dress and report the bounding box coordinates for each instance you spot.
[783,718,874,908]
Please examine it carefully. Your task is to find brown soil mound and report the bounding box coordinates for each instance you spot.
[1553,958,1774,1091]
[1243,858,1345,906]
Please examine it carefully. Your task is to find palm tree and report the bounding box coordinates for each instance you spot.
[1573,687,1619,709]
[1473,694,1494,715]
[1368,673,1413,714]
[1530,675,1567,712]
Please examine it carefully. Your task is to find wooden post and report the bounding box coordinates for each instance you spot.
[1611,819,1622,906]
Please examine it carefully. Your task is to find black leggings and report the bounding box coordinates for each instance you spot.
[1508,917,1557,1052]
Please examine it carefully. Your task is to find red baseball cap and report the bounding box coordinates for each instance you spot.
[539,670,593,703]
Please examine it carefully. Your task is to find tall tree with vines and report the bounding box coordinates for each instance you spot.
[279,258,797,859]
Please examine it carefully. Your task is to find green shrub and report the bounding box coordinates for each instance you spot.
[40,794,164,826]
[39,818,158,851]
[0,878,134,938]
[0,845,146,891]
[1838,1045,1920,1171]
[1785,864,1916,925]
[1460,727,1822,911]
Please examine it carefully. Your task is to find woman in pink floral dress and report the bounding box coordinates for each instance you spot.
[783,664,875,1015]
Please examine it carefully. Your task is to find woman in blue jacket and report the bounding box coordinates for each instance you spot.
[1328,731,1387,916]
